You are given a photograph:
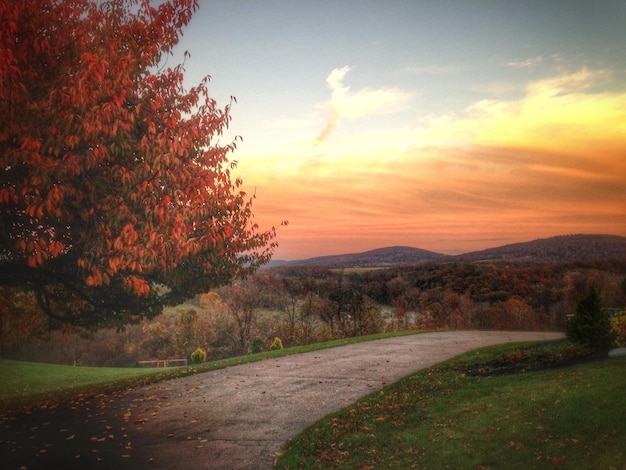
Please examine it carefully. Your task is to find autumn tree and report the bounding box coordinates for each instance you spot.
[0,0,277,328]
[173,308,198,355]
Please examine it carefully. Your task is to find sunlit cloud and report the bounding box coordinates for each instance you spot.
[423,68,625,151]
[315,66,415,144]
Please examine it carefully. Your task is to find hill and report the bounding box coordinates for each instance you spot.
[268,246,447,269]
[269,234,626,269]
[455,234,626,264]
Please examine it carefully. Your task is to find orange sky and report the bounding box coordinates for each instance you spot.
[238,68,626,259]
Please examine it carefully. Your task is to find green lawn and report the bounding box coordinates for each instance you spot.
[0,360,184,413]
[275,342,626,470]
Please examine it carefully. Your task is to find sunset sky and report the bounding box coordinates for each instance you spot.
[175,0,626,260]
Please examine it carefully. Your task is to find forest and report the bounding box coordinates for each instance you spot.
[3,257,625,367]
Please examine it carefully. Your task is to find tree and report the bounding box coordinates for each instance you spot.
[218,281,260,355]
[142,321,174,359]
[174,308,198,355]
[566,286,612,349]
[391,295,408,330]
[0,0,278,328]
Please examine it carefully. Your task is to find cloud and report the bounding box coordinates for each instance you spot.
[422,68,626,152]
[315,66,414,144]
[507,56,543,68]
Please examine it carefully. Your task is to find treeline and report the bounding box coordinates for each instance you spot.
[2,260,624,367]
[263,259,625,333]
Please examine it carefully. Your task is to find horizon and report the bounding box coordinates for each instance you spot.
[174,2,626,260]
[270,232,625,262]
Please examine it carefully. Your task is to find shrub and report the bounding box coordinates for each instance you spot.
[610,308,626,347]
[250,337,264,354]
[566,287,612,349]
[270,337,284,350]
[189,347,207,364]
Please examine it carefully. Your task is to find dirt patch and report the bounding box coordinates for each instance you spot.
[457,344,602,377]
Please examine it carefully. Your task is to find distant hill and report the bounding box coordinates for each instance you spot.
[455,234,626,264]
[268,234,626,269]
[268,246,447,269]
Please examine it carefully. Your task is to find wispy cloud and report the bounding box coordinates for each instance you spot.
[507,56,543,68]
[315,66,414,144]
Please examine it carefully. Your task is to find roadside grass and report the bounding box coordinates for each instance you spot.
[275,340,625,470]
[0,329,427,415]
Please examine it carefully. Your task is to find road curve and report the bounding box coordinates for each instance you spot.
[1,331,563,469]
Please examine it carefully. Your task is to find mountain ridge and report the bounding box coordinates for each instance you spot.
[268,234,626,268]
[267,246,445,269]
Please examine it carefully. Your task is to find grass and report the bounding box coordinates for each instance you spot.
[0,360,172,413]
[275,340,626,470]
[0,329,427,414]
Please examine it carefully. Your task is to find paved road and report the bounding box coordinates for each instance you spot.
[1,331,563,469]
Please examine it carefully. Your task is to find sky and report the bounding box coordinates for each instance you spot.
[173,0,626,260]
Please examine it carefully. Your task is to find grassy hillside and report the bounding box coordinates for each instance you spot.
[276,342,626,469]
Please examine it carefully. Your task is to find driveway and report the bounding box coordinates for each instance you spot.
[1,330,563,469]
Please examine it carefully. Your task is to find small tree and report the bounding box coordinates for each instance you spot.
[219,281,260,355]
[566,286,612,349]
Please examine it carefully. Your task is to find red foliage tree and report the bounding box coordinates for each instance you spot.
[0,0,278,327]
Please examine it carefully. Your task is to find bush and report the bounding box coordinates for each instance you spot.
[610,308,626,347]
[250,337,264,354]
[189,347,207,364]
[270,337,284,350]
[566,287,612,349]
